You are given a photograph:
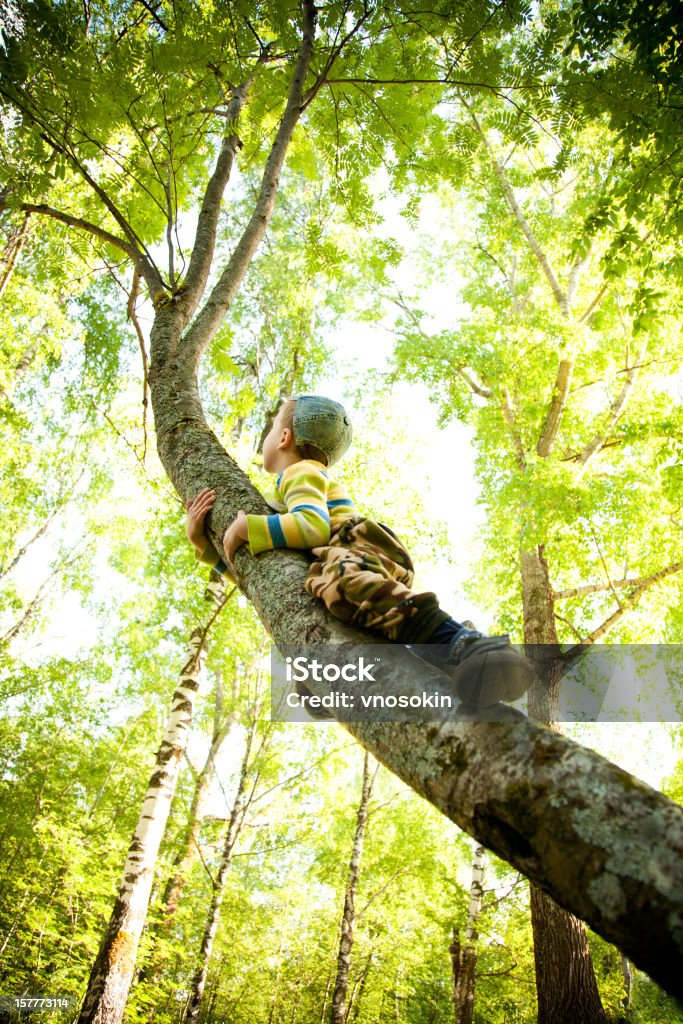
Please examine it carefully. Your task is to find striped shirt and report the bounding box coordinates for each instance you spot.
[247,460,355,554]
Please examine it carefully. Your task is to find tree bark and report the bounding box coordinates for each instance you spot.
[330,750,377,1024]
[77,577,228,1024]
[522,545,609,1024]
[529,886,610,1024]
[449,844,486,1024]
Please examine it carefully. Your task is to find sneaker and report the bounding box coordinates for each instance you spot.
[444,629,536,708]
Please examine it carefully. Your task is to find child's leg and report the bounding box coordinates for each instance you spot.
[307,517,535,708]
[306,517,457,642]
[416,619,536,708]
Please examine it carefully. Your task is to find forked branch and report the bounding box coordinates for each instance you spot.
[181,0,318,372]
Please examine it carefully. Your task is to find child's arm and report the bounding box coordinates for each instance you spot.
[186,488,236,581]
[186,488,216,553]
[239,461,331,557]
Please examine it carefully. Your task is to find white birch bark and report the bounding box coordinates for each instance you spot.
[450,844,486,1024]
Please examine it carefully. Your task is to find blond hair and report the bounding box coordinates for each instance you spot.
[279,399,328,466]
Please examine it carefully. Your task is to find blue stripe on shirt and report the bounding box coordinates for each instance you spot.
[291,503,331,521]
[267,514,287,547]
[328,498,354,508]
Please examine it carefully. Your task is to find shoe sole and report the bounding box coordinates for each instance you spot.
[450,646,536,707]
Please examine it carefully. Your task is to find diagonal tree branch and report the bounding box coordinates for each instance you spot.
[577,281,610,325]
[134,0,168,32]
[1,542,86,646]
[179,0,318,371]
[0,202,143,265]
[553,562,683,600]
[300,1,373,113]
[536,357,573,458]
[0,83,166,301]
[0,211,32,299]
[0,464,86,583]
[569,561,683,646]
[576,342,646,468]
[461,96,566,311]
[180,50,274,323]
[1,509,60,583]
[457,367,492,398]
[390,290,492,398]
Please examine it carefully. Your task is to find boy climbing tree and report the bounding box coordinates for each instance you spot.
[186,395,535,713]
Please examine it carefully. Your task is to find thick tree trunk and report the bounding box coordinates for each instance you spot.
[529,886,610,1024]
[183,719,253,1024]
[77,577,227,1024]
[521,546,609,1024]
[330,751,377,1024]
[449,844,486,1024]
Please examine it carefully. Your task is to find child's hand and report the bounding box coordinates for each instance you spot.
[186,488,217,552]
[223,510,249,566]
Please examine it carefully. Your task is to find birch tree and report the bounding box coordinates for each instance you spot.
[449,844,486,1024]
[134,670,239,1003]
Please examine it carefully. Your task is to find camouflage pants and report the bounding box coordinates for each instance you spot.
[305,516,450,643]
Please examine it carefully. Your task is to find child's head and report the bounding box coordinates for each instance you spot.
[262,395,352,473]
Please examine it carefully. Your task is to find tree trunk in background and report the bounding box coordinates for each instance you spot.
[137,676,238,1006]
[522,546,610,1024]
[529,887,610,1024]
[159,748,216,919]
[77,577,228,1024]
[183,716,254,1024]
[449,844,486,1024]
[318,973,332,1024]
[330,750,378,1024]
